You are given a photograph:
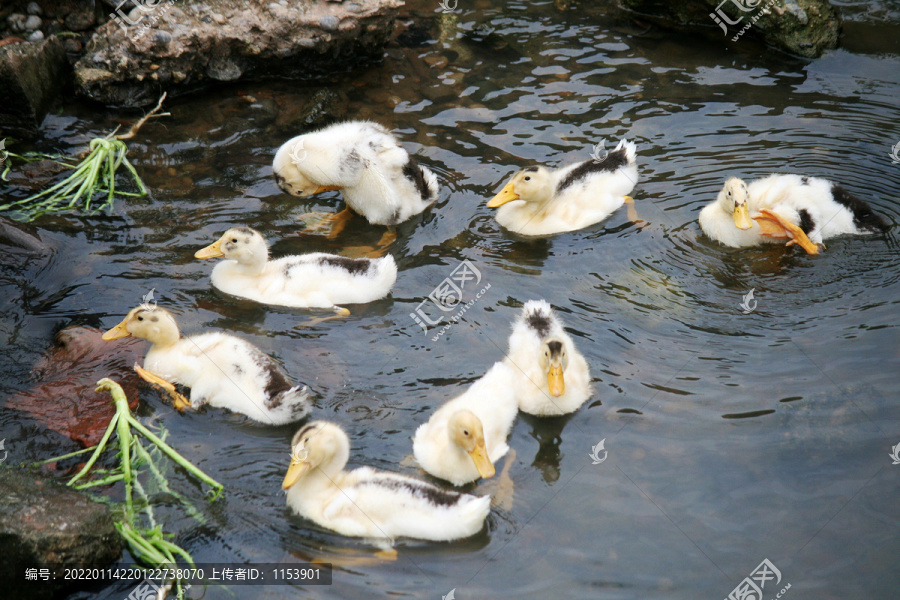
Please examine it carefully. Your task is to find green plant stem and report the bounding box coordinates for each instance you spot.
[72,473,125,489]
[67,412,120,487]
[125,413,223,497]
[35,444,98,465]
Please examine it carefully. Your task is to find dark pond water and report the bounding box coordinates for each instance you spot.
[2,0,900,598]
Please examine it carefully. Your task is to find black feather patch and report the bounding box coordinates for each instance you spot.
[525,310,552,339]
[800,176,809,185]
[293,423,319,445]
[547,340,563,358]
[523,166,540,173]
[364,478,462,508]
[556,147,629,194]
[247,347,293,408]
[402,157,433,203]
[798,209,815,234]
[830,183,889,233]
[317,255,372,276]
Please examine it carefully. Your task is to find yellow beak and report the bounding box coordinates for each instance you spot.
[487,182,519,208]
[102,318,131,341]
[313,185,342,195]
[194,238,225,259]
[468,441,495,479]
[733,204,753,230]
[547,364,565,397]
[282,459,311,490]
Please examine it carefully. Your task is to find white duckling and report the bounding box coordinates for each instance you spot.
[283,421,490,542]
[102,305,310,424]
[194,227,397,309]
[272,120,439,226]
[700,175,889,254]
[504,300,592,416]
[413,362,518,486]
[487,139,638,236]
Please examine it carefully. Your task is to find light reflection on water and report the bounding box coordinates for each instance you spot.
[1,0,899,598]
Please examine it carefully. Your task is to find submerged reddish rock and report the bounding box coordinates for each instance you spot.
[6,326,143,447]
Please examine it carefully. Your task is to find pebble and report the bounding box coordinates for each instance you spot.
[63,38,82,53]
[345,3,362,12]
[320,16,340,31]
[153,30,173,46]
[212,13,226,25]
[7,13,27,33]
[27,30,44,42]
[24,15,42,31]
[26,2,42,16]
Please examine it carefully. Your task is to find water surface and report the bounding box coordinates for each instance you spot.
[2,1,899,598]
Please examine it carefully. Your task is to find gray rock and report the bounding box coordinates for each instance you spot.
[24,15,42,31]
[73,0,402,107]
[27,30,45,42]
[0,37,69,134]
[320,15,340,30]
[7,13,27,33]
[618,0,840,58]
[153,30,173,47]
[0,467,122,600]
[65,7,96,31]
[27,2,42,16]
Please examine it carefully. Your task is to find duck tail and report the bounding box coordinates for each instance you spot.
[615,138,637,166]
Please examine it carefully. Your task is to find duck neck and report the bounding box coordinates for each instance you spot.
[234,247,268,277]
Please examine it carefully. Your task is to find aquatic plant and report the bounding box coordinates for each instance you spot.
[0,94,168,222]
[45,378,222,599]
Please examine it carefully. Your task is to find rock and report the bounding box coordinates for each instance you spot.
[64,6,96,31]
[0,467,122,600]
[7,13,27,33]
[24,15,42,31]
[0,37,68,134]
[27,30,45,42]
[27,2,43,16]
[73,0,402,107]
[618,0,840,58]
[5,327,143,447]
[0,216,49,255]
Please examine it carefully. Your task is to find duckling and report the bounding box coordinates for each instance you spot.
[272,120,439,227]
[102,305,310,424]
[194,227,397,310]
[700,175,889,254]
[504,300,592,416]
[283,421,490,542]
[413,362,518,486]
[487,139,638,236]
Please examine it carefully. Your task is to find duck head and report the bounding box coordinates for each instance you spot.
[488,166,554,208]
[448,410,495,479]
[717,177,753,230]
[102,305,181,347]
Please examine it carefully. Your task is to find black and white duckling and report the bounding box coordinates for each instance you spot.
[283,421,490,542]
[102,305,310,424]
[272,120,439,226]
[413,362,518,486]
[700,175,889,255]
[505,300,592,416]
[487,139,638,236]
[194,227,397,310]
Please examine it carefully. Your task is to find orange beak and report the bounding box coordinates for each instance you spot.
[547,364,565,397]
[487,182,519,208]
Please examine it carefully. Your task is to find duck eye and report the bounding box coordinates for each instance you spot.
[463,429,469,436]
[524,176,531,181]
[137,316,144,321]
[232,238,238,243]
